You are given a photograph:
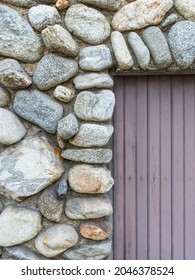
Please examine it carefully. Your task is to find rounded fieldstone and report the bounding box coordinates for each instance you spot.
[57,179,68,199]
[53,86,75,103]
[33,54,78,90]
[0,86,10,108]
[168,21,195,69]
[69,164,114,194]
[28,5,61,32]
[1,0,39,7]
[161,14,178,28]
[80,220,112,240]
[65,4,110,45]
[78,0,121,11]
[0,205,42,247]
[56,0,71,10]
[0,5,43,62]
[38,186,63,222]
[0,108,26,145]
[73,73,114,90]
[174,0,195,21]
[57,114,79,140]
[35,224,79,257]
[5,246,47,260]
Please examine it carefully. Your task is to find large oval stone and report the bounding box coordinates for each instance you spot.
[73,73,114,90]
[1,0,38,7]
[174,0,195,21]
[80,220,112,240]
[0,135,65,201]
[78,0,121,11]
[112,0,173,32]
[0,205,42,247]
[65,4,110,45]
[0,5,43,62]
[5,246,47,260]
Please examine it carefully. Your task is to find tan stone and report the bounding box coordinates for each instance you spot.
[56,0,71,10]
[80,220,112,240]
[112,0,173,32]
[174,0,195,21]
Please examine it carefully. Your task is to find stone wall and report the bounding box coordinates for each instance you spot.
[0,0,194,260]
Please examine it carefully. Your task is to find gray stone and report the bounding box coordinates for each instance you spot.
[80,220,112,241]
[38,186,63,222]
[42,25,78,57]
[0,200,4,213]
[1,0,38,7]
[65,196,113,219]
[0,135,65,201]
[57,114,79,140]
[69,164,114,194]
[0,205,42,247]
[65,4,110,45]
[112,0,173,31]
[35,224,79,257]
[128,32,150,70]
[57,179,68,199]
[162,14,178,28]
[168,21,195,69]
[0,86,10,108]
[174,0,195,21]
[78,0,121,11]
[61,149,113,164]
[111,31,133,70]
[53,86,75,103]
[73,73,113,90]
[33,54,78,90]
[142,27,172,69]
[0,5,43,62]
[0,59,32,90]
[5,246,47,260]
[13,90,63,134]
[74,90,115,121]
[63,240,112,259]
[0,108,26,145]
[70,124,114,147]
[79,45,113,71]
[28,5,61,32]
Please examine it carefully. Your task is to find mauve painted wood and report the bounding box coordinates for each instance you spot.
[114,75,195,260]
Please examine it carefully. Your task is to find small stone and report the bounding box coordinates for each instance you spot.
[5,246,47,260]
[161,14,178,28]
[33,54,78,90]
[57,179,68,199]
[69,164,114,194]
[13,90,63,134]
[0,86,10,108]
[57,114,79,140]
[0,200,4,213]
[42,25,78,57]
[65,196,113,219]
[35,224,79,257]
[80,220,112,240]
[73,73,114,90]
[168,21,195,69]
[63,240,112,260]
[61,149,113,164]
[142,27,172,69]
[0,135,65,200]
[57,133,65,149]
[79,45,113,71]
[74,90,115,121]
[70,124,114,147]
[56,0,71,10]
[78,0,121,11]
[127,32,150,70]
[0,205,42,247]
[65,4,110,45]
[0,59,32,90]
[0,5,43,62]
[112,0,173,31]
[0,108,26,145]
[28,5,61,32]
[174,0,195,21]
[53,86,75,103]
[111,31,133,70]
[38,186,63,222]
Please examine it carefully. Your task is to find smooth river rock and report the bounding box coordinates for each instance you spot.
[65,196,113,219]
[57,114,79,140]
[78,0,121,11]
[73,73,114,90]
[161,14,178,28]
[35,224,79,257]
[6,246,47,260]
[0,135,65,200]
[70,124,114,147]
[33,54,78,90]
[53,86,75,103]
[174,0,195,21]
[0,5,43,62]
[112,0,173,31]
[74,90,115,121]
[0,205,42,247]
[168,21,195,69]
[65,4,110,45]
[80,220,112,240]
[69,164,114,194]
[0,86,10,108]
[13,90,63,134]
[0,108,26,145]
[57,178,68,199]
[1,0,38,7]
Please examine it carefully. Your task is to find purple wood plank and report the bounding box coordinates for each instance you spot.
[172,76,184,260]
[136,76,148,259]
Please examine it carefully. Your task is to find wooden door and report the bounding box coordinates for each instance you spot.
[114,75,195,260]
